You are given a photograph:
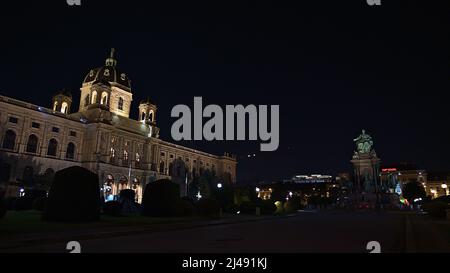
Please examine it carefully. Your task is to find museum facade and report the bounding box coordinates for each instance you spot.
[0,49,237,202]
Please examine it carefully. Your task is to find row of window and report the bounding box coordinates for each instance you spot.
[159,152,214,168]
[84,92,124,111]
[157,160,214,177]
[1,130,76,159]
[8,117,77,136]
[110,147,141,166]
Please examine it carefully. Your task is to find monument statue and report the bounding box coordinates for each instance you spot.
[351,129,381,195]
[353,129,373,154]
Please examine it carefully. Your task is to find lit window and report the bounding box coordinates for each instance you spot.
[91,91,98,104]
[101,92,108,105]
[61,102,68,114]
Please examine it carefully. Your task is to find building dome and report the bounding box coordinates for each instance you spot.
[139,97,155,106]
[83,48,131,90]
[53,89,72,98]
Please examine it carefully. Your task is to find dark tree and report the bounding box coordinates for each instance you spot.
[402,181,426,203]
[43,166,100,222]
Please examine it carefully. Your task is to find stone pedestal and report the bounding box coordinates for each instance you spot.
[351,153,381,194]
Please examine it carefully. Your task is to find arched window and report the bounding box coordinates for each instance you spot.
[123,150,129,166]
[53,101,58,111]
[2,130,16,150]
[47,138,58,157]
[118,97,124,110]
[61,102,68,114]
[149,111,154,122]
[66,142,75,159]
[84,94,90,107]
[135,152,141,168]
[26,134,39,154]
[141,112,146,121]
[101,92,108,105]
[91,91,98,104]
[110,147,116,163]
[159,161,165,174]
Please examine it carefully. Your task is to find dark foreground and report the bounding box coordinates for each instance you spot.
[4,211,450,253]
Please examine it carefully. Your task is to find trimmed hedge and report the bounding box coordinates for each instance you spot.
[103,201,122,217]
[142,179,180,217]
[196,198,220,217]
[43,166,100,222]
[120,189,136,202]
[174,199,195,216]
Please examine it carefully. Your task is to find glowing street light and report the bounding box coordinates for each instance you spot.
[196,191,202,200]
[255,187,260,192]
[217,183,223,189]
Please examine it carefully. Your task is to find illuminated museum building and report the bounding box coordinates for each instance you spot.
[0,50,237,202]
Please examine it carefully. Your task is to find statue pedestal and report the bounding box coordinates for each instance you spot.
[351,152,381,194]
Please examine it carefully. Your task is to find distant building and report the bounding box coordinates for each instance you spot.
[285,174,334,184]
[380,163,427,194]
[426,172,450,198]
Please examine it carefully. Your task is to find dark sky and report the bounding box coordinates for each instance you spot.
[0,0,449,182]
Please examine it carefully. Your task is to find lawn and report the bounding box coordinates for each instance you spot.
[0,210,214,237]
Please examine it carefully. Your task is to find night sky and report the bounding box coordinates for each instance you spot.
[0,1,449,182]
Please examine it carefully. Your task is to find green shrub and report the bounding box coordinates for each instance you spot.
[32,197,47,211]
[142,179,180,217]
[43,166,100,222]
[120,189,136,202]
[103,201,122,217]
[174,199,195,216]
[422,201,448,218]
[196,198,220,217]
[240,201,256,214]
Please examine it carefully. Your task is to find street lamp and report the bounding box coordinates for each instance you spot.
[217,183,223,189]
[442,183,448,196]
[255,187,260,192]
